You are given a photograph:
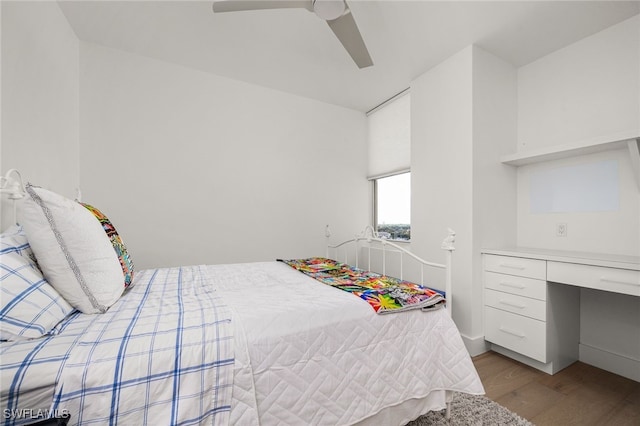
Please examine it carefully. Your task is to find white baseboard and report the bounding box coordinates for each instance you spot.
[579,344,640,382]
[461,334,490,357]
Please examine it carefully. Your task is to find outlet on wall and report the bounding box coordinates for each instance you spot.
[556,223,568,237]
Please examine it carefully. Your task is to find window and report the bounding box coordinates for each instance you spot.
[374,172,410,241]
[367,89,410,241]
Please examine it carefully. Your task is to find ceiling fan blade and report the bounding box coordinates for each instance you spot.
[326,10,373,68]
[213,0,312,13]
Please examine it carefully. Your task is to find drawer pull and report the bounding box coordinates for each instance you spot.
[499,281,526,290]
[600,276,639,287]
[499,263,526,270]
[499,326,526,338]
[499,299,526,309]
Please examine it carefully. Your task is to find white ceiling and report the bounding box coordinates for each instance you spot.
[58,0,640,112]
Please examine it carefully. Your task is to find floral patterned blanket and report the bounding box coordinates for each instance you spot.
[279,257,445,314]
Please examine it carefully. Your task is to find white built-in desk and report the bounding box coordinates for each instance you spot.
[481,247,640,376]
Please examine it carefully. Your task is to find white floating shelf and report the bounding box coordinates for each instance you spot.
[501,132,640,189]
[501,134,637,166]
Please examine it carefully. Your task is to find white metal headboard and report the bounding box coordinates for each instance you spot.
[326,225,456,315]
[0,169,26,226]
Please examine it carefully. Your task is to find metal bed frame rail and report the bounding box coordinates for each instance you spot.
[325,225,456,315]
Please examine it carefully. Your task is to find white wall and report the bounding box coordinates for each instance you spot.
[471,47,518,349]
[1,1,79,230]
[411,46,474,337]
[517,149,639,255]
[0,2,368,267]
[517,15,640,255]
[411,46,517,351]
[518,15,639,152]
[79,42,368,269]
[516,15,640,378]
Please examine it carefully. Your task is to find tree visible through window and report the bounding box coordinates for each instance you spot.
[374,172,410,240]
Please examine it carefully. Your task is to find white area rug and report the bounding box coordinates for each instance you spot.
[406,392,534,425]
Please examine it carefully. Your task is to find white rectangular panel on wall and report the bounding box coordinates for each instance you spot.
[529,159,619,213]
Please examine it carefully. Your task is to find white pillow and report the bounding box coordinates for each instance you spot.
[19,185,125,314]
[1,250,74,340]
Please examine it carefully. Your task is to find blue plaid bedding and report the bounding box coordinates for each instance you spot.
[1,266,234,426]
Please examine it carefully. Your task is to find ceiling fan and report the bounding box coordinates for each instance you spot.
[212,0,374,68]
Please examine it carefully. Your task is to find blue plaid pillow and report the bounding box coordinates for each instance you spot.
[0,224,35,261]
[1,251,74,341]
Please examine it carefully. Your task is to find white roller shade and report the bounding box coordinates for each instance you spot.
[367,92,410,178]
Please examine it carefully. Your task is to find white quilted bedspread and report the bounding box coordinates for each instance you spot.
[208,262,484,426]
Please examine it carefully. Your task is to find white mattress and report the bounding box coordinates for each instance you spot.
[2,261,483,425]
[209,261,484,425]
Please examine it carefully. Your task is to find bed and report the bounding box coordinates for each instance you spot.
[1,173,483,426]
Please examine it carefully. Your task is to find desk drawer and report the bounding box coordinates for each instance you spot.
[547,262,640,297]
[485,307,546,363]
[485,289,546,321]
[484,255,546,280]
[484,271,547,301]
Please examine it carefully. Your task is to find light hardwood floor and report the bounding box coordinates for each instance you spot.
[472,351,640,425]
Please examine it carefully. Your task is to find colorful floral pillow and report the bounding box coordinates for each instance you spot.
[80,203,134,288]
